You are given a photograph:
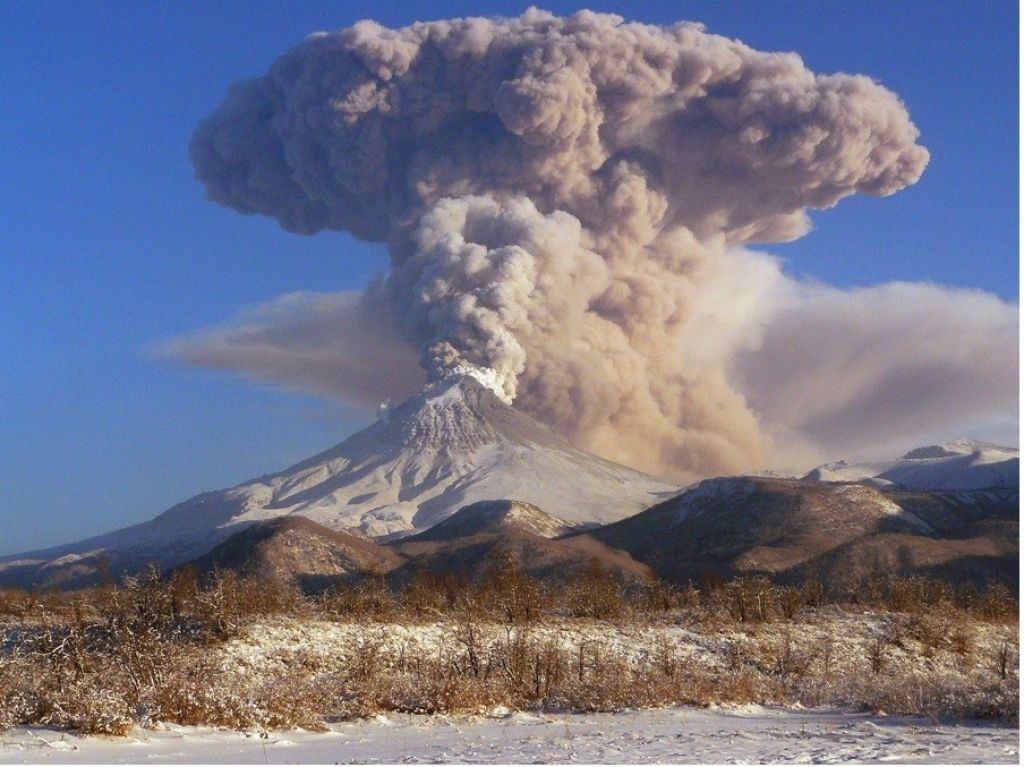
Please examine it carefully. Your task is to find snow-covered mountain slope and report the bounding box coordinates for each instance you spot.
[212,375,678,537]
[802,439,1018,490]
[0,376,677,588]
[405,500,576,542]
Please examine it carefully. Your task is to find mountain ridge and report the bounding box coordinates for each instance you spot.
[583,475,1017,588]
[803,438,1018,490]
[0,376,677,588]
[2,389,1016,592]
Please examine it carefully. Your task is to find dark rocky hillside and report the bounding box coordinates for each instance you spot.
[184,517,403,591]
[585,477,1018,590]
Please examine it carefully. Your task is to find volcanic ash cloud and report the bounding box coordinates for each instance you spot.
[189,9,930,480]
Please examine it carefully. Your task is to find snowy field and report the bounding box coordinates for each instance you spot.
[0,707,1016,764]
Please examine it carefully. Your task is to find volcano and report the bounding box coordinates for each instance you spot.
[0,376,678,588]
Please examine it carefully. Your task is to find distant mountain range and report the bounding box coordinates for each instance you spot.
[803,438,1018,490]
[587,476,1017,588]
[0,378,1016,591]
[175,477,1016,593]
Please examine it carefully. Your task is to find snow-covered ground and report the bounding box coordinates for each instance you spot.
[217,612,1016,687]
[0,707,1016,764]
[0,613,1016,762]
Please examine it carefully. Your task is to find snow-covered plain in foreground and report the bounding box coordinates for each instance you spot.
[0,707,1016,764]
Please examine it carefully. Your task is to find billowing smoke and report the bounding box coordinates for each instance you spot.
[189,9,931,480]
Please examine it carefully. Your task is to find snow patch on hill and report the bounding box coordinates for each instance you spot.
[409,499,575,541]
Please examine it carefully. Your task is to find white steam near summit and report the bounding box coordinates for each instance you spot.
[177,8,1015,479]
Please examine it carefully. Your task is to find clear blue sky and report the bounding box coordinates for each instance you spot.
[1,1,1017,555]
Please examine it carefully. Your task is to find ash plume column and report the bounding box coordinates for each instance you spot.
[190,9,928,481]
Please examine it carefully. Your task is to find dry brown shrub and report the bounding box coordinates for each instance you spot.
[0,568,1018,733]
[979,581,1017,622]
[319,576,397,622]
[563,560,626,621]
[400,569,451,620]
[478,550,545,625]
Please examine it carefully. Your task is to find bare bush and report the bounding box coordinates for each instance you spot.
[318,576,397,622]
[478,549,545,625]
[0,569,1016,734]
[563,560,626,621]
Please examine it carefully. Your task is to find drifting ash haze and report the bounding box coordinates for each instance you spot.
[174,7,1016,481]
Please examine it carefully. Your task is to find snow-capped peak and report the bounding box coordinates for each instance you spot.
[0,374,678,587]
[901,438,1016,460]
[804,438,1018,490]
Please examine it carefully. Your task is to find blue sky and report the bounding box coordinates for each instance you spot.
[1,1,1018,555]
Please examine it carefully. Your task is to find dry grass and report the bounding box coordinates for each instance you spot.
[0,564,1017,735]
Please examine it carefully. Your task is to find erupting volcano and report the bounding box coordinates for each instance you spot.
[0,375,677,589]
